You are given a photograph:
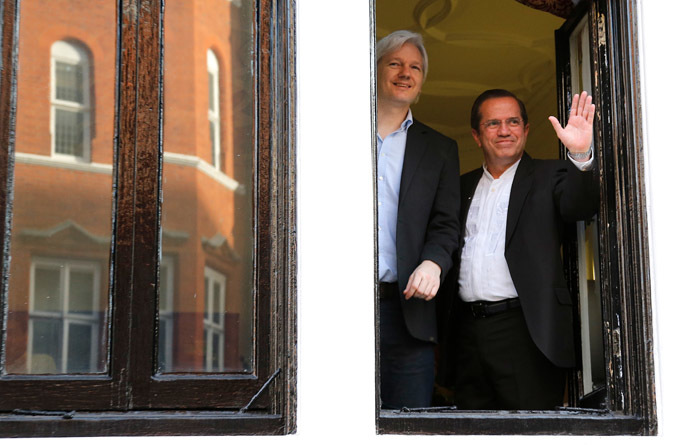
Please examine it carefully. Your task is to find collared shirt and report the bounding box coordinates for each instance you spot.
[377,110,413,282]
[459,160,520,302]
[458,153,593,302]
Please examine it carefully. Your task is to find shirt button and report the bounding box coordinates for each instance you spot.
[379,176,383,181]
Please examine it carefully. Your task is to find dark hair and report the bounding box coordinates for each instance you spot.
[470,89,529,131]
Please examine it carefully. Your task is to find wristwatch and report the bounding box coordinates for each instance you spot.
[568,146,592,161]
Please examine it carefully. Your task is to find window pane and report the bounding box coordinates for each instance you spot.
[67,323,94,373]
[30,319,62,373]
[68,269,95,315]
[33,266,62,313]
[54,108,85,156]
[159,0,255,374]
[3,0,115,375]
[55,61,84,103]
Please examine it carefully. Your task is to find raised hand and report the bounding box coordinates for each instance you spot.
[548,91,595,154]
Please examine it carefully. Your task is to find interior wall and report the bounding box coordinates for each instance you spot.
[376,0,565,173]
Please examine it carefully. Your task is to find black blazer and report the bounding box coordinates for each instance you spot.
[394,120,460,344]
[458,153,599,367]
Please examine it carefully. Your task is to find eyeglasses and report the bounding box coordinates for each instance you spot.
[481,117,523,130]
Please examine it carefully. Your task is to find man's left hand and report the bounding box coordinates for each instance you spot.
[548,91,595,156]
[403,260,441,301]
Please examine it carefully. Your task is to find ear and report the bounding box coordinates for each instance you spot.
[523,123,530,138]
[471,129,481,147]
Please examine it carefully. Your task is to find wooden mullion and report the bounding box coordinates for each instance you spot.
[123,0,163,406]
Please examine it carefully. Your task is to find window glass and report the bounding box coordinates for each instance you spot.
[3,0,115,376]
[158,0,255,375]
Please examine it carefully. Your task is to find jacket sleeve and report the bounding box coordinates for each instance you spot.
[553,159,600,222]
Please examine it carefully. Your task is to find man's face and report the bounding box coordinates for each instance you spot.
[472,97,530,170]
[377,43,424,107]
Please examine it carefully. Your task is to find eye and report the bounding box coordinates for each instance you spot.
[411,65,421,71]
[485,120,500,130]
[507,118,521,126]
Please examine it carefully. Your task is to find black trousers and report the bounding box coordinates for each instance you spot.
[379,290,435,410]
[453,302,567,410]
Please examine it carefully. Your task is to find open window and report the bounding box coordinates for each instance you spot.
[0,0,296,437]
[375,0,655,435]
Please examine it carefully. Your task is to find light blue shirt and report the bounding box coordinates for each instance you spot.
[377,110,413,282]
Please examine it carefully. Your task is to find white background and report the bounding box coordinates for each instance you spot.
[8,0,690,443]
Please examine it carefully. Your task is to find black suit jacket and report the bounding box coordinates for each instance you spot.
[394,120,460,344]
[457,153,599,367]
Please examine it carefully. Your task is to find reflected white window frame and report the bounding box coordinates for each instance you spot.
[50,40,91,161]
[158,256,174,372]
[207,49,221,170]
[203,266,225,372]
[27,258,100,373]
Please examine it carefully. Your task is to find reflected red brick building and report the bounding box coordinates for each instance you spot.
[6,0,254,375]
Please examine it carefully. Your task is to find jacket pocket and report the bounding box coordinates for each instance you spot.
[555,287,572,305]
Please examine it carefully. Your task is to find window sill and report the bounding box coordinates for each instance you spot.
[0,410,287,437]
[378,409,646,435]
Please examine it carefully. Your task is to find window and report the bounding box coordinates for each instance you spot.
[375,0,655,435]
[28,258,102,374]
[51,40,90,160]
[0,0,296,437]
[203,267,226,372]
[207,50,221,169]
[157,256,174,373]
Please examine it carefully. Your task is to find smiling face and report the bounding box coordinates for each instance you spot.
[377,43,424,108]
[472,97,530,177]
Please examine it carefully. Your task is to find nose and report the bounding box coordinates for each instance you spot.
[398,64,411,78]
[497,121,512,135]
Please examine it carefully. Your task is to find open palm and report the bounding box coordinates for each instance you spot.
[548,91,595,153]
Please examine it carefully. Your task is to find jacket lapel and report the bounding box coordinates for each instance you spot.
[506,153,534,246]
[461,169,482,239]
[399,122,427,204]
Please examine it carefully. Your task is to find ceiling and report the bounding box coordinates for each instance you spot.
[376,0,566,172]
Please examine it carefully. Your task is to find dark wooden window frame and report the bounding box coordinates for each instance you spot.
[375,0,656,435]
[0,0,296,437]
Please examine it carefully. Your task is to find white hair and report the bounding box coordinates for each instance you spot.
[376,30,429,82]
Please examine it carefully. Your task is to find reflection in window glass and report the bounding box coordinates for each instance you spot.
[159,0,255,374]
[3,0,115,375]
[51,41,90,159]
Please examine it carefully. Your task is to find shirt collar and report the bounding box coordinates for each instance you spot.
[482,157,521,181]
[401,109,414,131]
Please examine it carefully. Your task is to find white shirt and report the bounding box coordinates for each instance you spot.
[458,153,593,302]
[458,161,520,302]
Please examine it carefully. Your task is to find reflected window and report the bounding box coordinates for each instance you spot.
[207,50,221,169]
[203,267,226,372]
[157,257,175,373]
[29,258,101,374]
[51,41,90,160]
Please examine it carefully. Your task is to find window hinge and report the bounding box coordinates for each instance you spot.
[239,367,281,413]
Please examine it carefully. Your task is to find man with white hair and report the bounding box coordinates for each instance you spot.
[376,30,460,409]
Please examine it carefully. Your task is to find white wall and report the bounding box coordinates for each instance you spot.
[13,0,689,444]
